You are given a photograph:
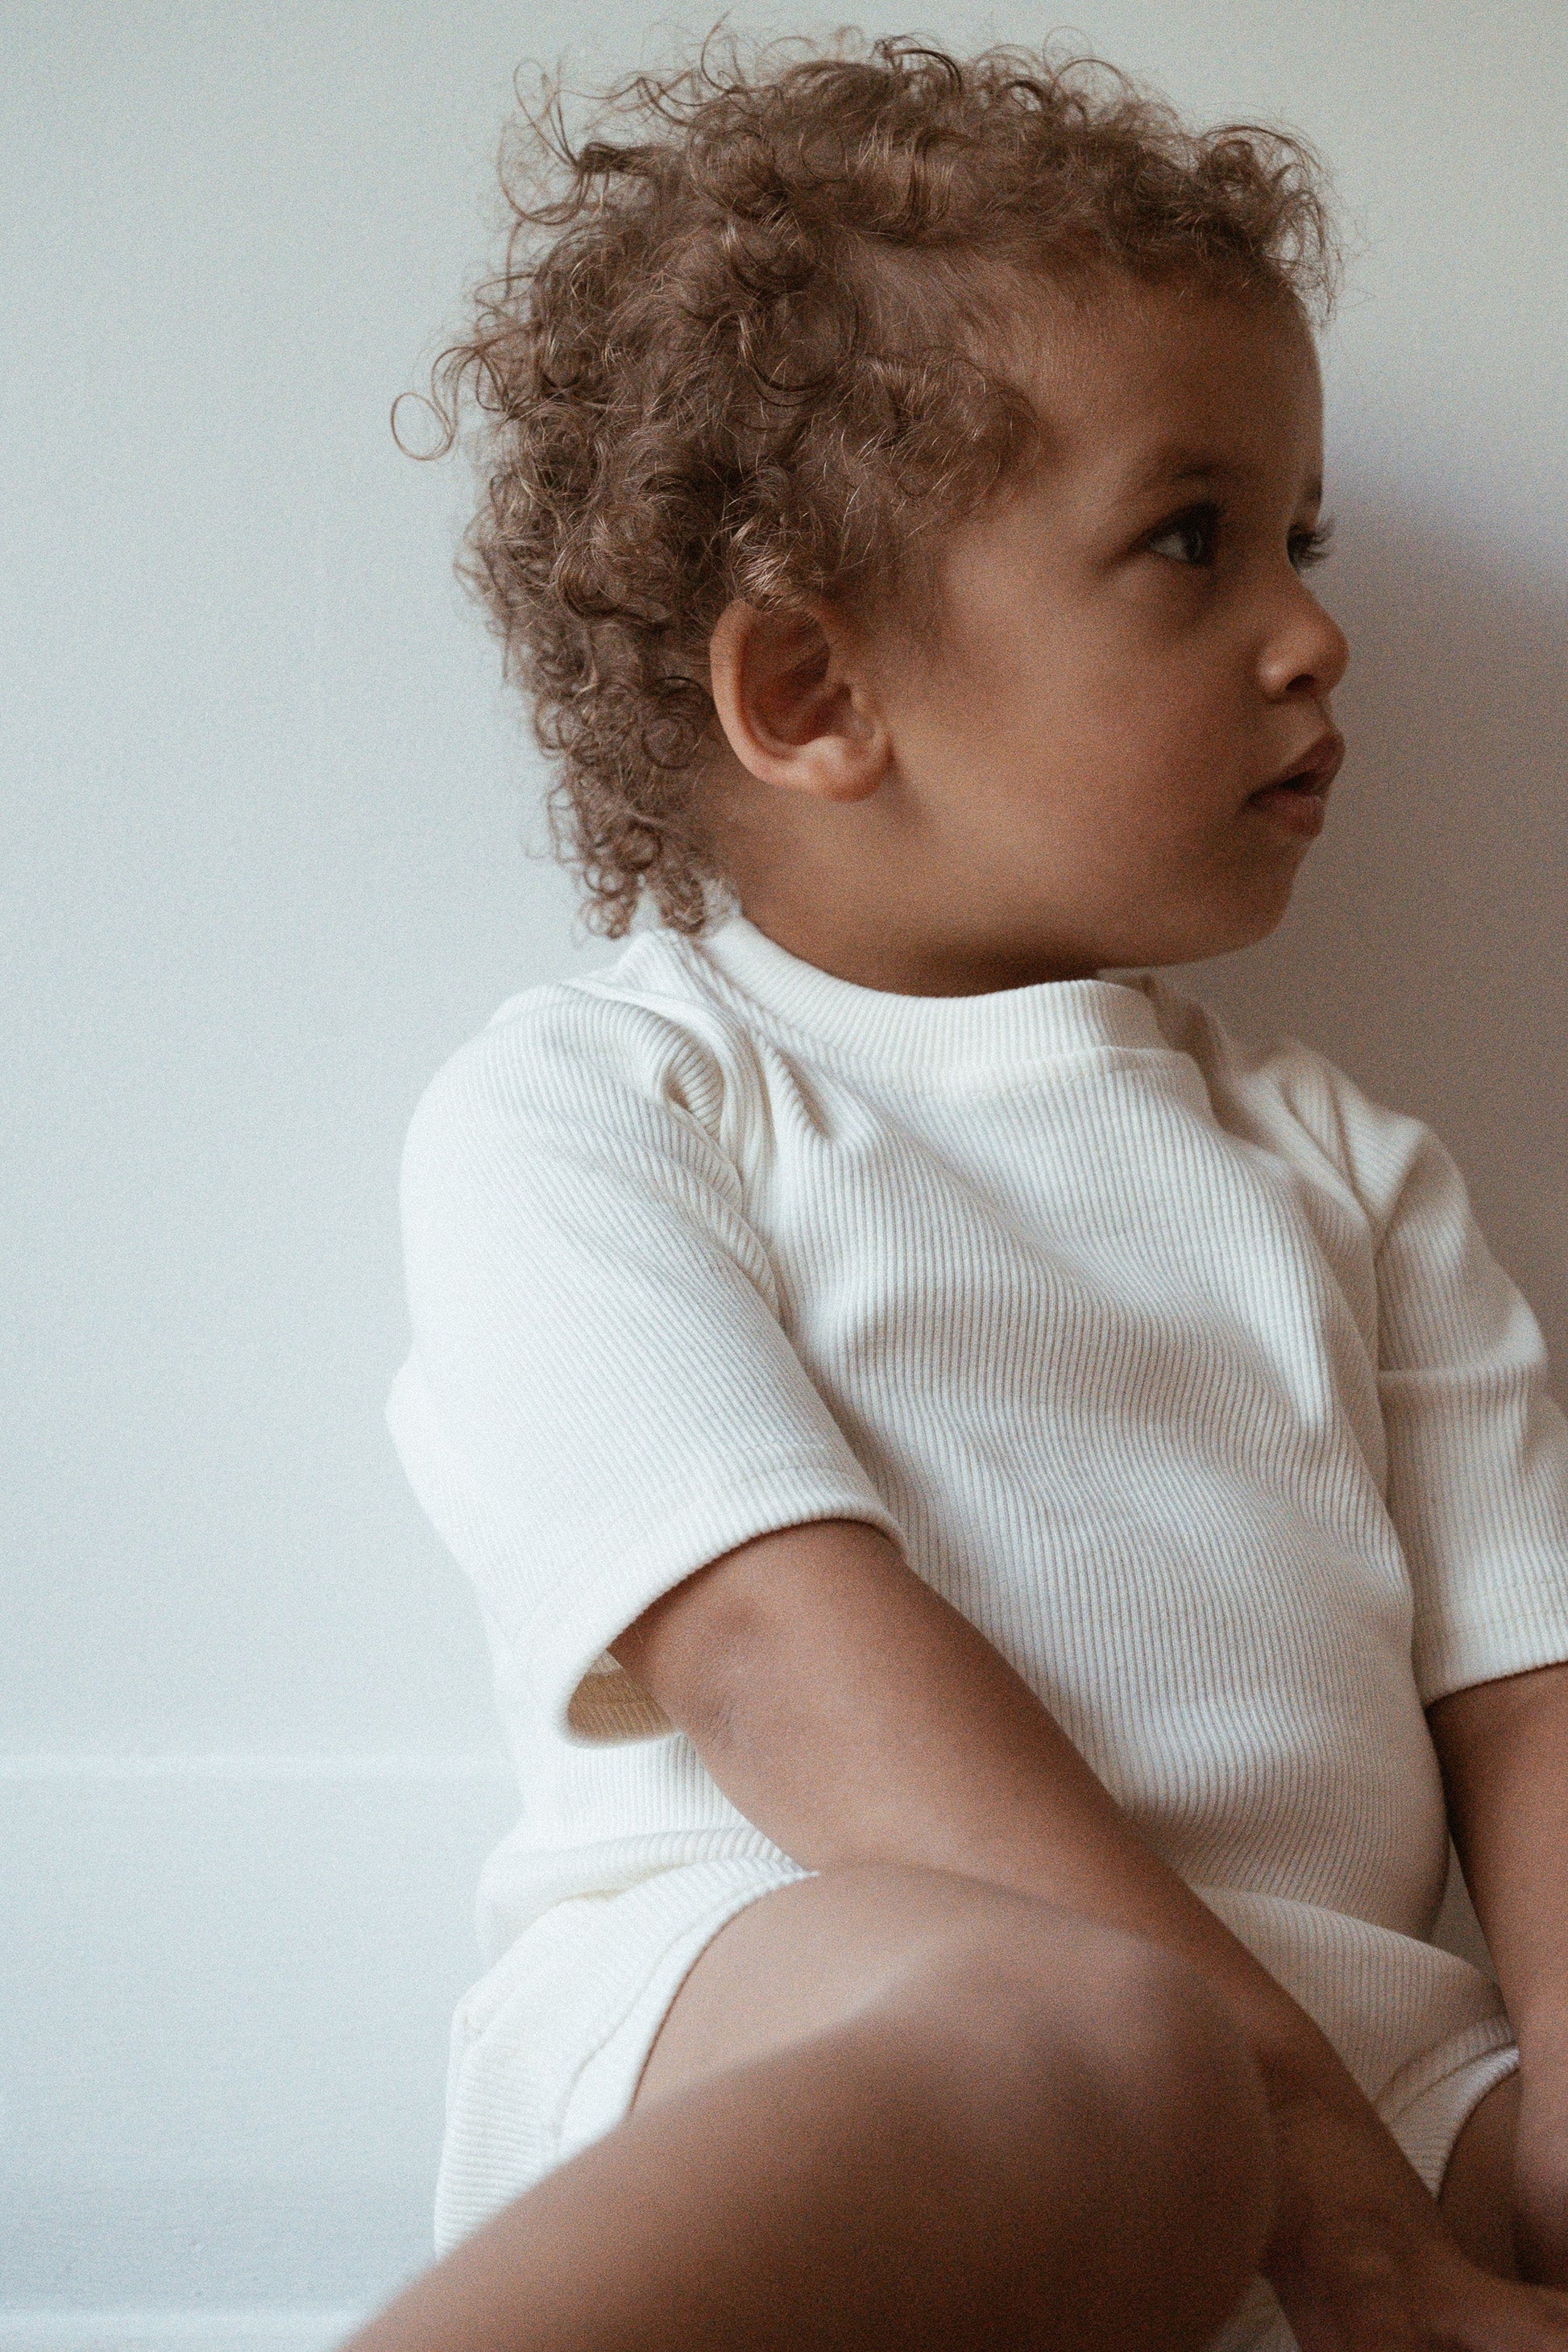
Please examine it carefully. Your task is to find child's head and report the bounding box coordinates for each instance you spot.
[425,32,1346,987]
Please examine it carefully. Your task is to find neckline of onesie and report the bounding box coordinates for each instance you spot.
[668,910,1175,1076]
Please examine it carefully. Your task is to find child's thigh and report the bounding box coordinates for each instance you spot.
[631,1857,1217,2120]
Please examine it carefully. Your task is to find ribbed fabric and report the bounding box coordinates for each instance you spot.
[388,909,1568,2182]
[433,1854,812,2255]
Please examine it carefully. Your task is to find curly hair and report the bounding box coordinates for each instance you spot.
[408,30,1339,937]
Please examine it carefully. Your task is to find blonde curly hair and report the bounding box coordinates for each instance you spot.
[409,31,1338,937]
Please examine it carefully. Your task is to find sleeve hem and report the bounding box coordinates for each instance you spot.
[1417,1612,1568,1707]
[518,1456,906,1747]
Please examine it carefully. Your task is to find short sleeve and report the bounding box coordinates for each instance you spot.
[385,986,903,1744]
[1363,1095,1568,1705]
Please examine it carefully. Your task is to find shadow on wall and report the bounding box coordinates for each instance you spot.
[1192,485,1568,1399]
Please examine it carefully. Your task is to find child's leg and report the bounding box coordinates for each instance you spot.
[345,1863,1274,2352]
[1439,2072,1521,2279]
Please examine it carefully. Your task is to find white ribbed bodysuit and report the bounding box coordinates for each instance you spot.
[388,911,1568,2346]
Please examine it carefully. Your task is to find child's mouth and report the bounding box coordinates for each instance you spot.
[1246,732,1342,837]
[1247,775,1329,836]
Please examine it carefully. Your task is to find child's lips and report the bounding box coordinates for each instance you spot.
[1247,778,1329,836]
[1245,730,1343,836]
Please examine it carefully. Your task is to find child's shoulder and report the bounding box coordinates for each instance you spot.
[402,927,761,1170]
[1137,970,1433,1243]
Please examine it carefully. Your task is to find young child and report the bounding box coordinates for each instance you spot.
[357,35,1568,2352]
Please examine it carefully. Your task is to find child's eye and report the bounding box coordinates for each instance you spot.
[1288,516,1336,573]
[1145,504,1218,567]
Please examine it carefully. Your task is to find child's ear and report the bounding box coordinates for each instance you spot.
[709,599,891,803]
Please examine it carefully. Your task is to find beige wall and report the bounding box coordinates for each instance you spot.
[4,1,1563,2337]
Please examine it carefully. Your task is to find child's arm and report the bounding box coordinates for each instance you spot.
[1429,1662,1568,2285]
[615,1516,1550,2348]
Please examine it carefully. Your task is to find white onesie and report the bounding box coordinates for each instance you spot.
[388,910,1568,2345]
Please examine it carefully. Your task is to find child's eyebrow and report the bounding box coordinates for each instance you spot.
[1122,450,1324,507]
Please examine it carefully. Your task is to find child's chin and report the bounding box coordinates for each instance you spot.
[1194,887,1297,962]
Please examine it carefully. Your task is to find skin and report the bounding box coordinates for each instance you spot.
[706,273,1348,993]
[1431,1662,1568,2284]
[343,277,1568,2352]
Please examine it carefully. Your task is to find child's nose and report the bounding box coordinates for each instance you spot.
[1258,580,1350,701]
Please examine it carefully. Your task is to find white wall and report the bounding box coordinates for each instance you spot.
[5,1,1563,2339]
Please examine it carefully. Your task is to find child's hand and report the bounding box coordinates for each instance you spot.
[1398,2261,1568,2350]
[1263,2071,1567,2350]
[1280,2229,1568,2350]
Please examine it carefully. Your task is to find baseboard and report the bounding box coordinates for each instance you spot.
[0,2316,363,2351]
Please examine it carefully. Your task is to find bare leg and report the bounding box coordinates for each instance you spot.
[343,1864,1275,2352]
[1439,2070,1521,2279]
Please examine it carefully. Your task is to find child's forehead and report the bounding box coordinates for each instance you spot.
[1010,272,1324,489]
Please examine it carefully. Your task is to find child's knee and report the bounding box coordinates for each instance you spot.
[888,1900,1273,2208]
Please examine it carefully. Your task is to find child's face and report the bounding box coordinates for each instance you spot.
[858,275,1348,984]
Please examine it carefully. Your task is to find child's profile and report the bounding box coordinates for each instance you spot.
[353,31,1568,2351]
